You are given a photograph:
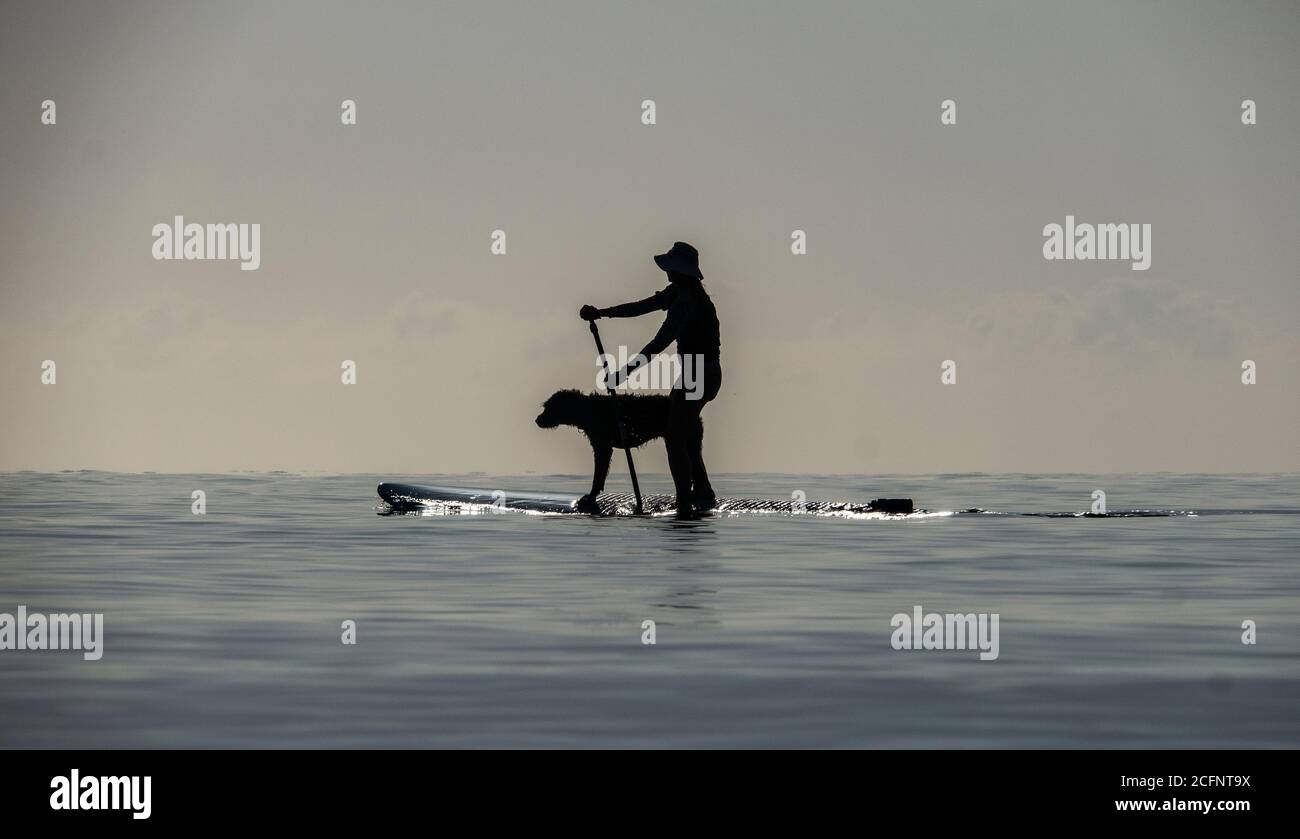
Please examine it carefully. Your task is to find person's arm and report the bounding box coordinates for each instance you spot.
[638,298,687,358]
[586,287,674,320]
[611,298,688,386]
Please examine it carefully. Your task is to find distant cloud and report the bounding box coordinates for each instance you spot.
[1067,276,1236,359]
[110,304,208,368]
[966,276,1244,361]
[392,300,458,341]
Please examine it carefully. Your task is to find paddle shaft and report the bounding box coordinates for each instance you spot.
[589,320,645,514]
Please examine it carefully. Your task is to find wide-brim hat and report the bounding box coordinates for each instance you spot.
[653,241,703,279]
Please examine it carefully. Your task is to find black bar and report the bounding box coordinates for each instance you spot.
[1,750,1283,825]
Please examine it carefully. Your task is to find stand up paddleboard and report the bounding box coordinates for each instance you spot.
[377,482,914,516]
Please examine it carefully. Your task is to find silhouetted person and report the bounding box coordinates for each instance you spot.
[581,241,721,518]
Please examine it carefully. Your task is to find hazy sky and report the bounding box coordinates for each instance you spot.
[2,0,1297,474]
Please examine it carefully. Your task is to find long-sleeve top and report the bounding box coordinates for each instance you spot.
[602,280,721,363]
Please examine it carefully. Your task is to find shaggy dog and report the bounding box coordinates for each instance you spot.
[535,389,713,514]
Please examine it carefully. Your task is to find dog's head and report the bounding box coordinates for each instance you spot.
[536,389,585,429]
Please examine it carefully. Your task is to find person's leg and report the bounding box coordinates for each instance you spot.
[690,420,716,509]
[666,391,699,517]
[688,361,721,509]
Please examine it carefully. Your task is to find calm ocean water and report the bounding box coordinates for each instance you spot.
[1,471,1296,749]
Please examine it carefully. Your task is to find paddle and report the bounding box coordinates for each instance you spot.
[589,320,645,514]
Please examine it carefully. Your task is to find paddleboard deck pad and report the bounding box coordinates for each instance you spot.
[377,482,915,517]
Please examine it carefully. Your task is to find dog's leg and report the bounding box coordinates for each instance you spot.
[590,443,613,496]
[577,443,612,514]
